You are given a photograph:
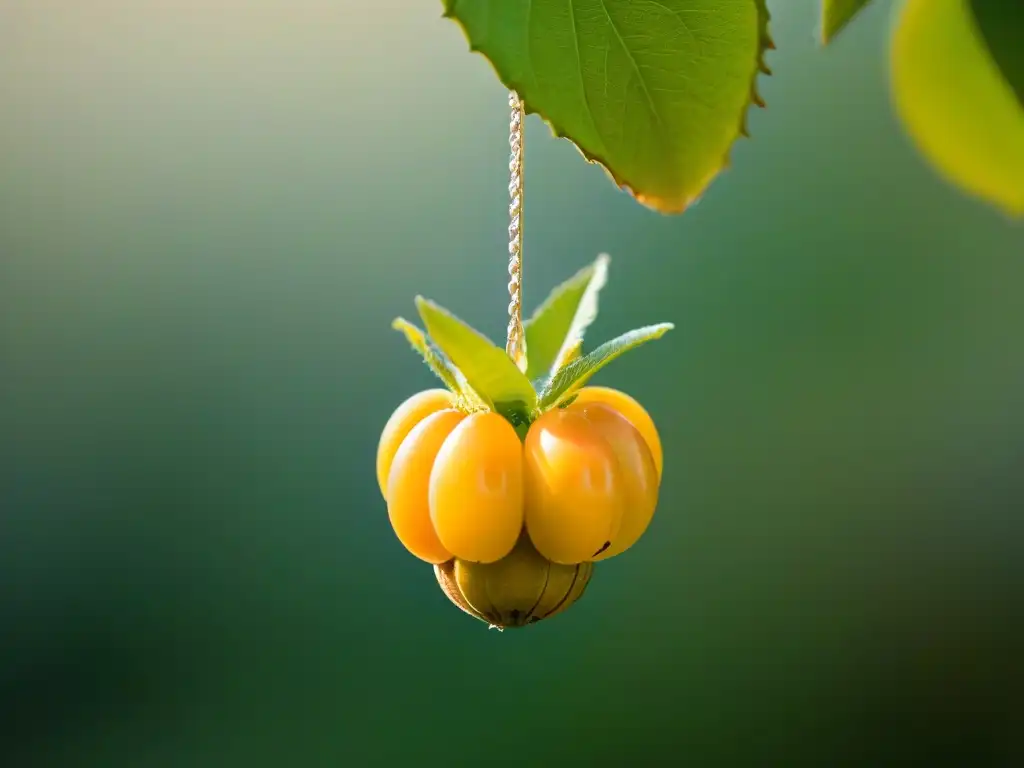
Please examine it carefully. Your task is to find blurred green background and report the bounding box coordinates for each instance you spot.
[2,1,1023,765]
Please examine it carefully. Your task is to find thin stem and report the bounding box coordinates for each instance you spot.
[506,91,527,371]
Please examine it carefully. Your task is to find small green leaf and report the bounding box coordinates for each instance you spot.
[415,297,538,415]
[561,339,584,367]
[391,317,463,394]
[820,0,874,45]
[524,254,609,382]
[539,323,674,409]
[891,0,1024,217]
[442,0,773,214]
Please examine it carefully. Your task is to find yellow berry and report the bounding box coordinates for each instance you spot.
[376,388,456,500]
[572,386,663,481]
[429,411,524,564]
[523,408,624,564]
[571,402,659,561]
[386,408,464,563]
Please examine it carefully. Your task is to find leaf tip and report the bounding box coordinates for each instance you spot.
[637,1,773,214]
[819,21,839,47]
[413,294,444,324]
[819,0,875,47]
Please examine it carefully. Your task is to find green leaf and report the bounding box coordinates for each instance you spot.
[820,0,874,45]
[415,297,538,416]
[442,0,773,214]
[891,0,1024,217]
[391,317,463,394]
[538,323,674,409]
[523,254,609,382]
[968,0,1024,109]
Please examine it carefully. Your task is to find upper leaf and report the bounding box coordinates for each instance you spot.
[523,254,609,382]
[538,323,674,409]
[415,297,538,417]
[820,0,874,45]
[442,0,772,214]
[890,0,1024,217]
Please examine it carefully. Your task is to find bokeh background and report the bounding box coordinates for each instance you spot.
[2,1,1023,765]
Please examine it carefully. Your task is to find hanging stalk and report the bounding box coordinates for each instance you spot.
[506,92,527,373]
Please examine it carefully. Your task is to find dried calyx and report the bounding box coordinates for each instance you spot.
[434,534,593,629]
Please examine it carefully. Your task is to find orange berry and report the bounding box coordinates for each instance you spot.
[572,387,663,481]
[386,408,464,563]
[429,412,524,564]
[523,408,624,564]
[376,388,456,500]
[570,402,659,560]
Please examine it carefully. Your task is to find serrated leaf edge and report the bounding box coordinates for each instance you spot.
[441,1,774,215]
[391,317,463,391]
[538,322,675,409]
[392,317,490,412]
[741,0,775,137]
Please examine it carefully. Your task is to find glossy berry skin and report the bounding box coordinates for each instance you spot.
[376,388,456,500]
[386,408,465,564]
[380,394,524,566]
[571,387,663,481]
[429,412,524,564]
[523,408,625,565]
[572,402,659,561]
[381,387,663,574]
[522,395,661,565]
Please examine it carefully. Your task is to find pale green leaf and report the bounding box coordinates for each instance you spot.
[523,254,609,382]
[442,1,773,214]
[820,0,874,45]
[415,297,538,416]
[891,0,1024,217]
[538,323,674,409]
[391,317,463,394]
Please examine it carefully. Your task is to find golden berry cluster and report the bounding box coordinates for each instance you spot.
[377,386,662,628]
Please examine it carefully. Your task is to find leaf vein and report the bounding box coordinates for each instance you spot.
[598,0,664,132]
[567,0,611,159]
